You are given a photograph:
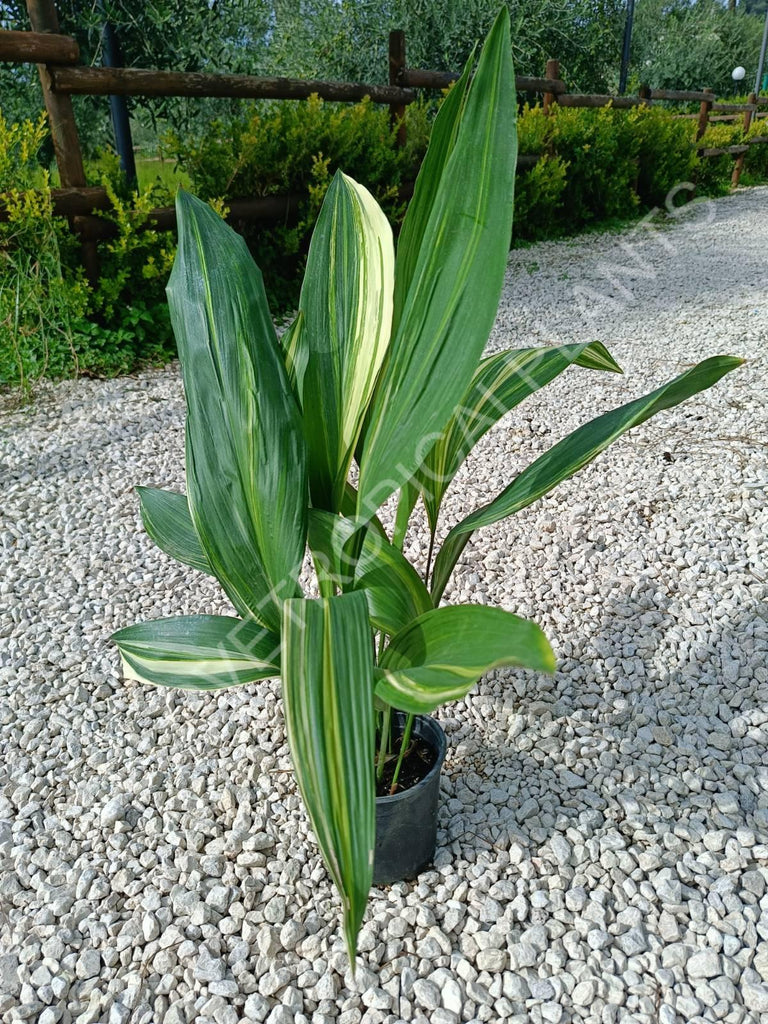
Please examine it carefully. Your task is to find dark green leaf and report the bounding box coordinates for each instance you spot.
[308,509,432,635]
[167,192,308,631]
[137,486,213,575]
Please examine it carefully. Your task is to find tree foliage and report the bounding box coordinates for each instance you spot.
[632,0,766,94]
[1,0,765,147]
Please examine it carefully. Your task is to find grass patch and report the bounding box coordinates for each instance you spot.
[135,157,190,194]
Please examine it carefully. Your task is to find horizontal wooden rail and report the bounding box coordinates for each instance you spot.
[0,28,78,63]
[674,111,768,122]
[47,65,416,104]
[399,68,457,88]
[650,88,715,102]
[1,152,543,226]
[0,186,112,222]
[713,102,757,113]
[557,93,644,109]
[73,194,304,240]
[699,144,749,156]
[401,67,566,94]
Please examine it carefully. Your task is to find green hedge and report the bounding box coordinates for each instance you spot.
[2,95,767,392]
[513,103,703,241]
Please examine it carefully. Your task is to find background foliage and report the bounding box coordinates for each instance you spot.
[3,92,766,392]
[1,0,766,144]
[1,0,768,390]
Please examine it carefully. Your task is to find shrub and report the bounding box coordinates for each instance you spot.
[695,122,743,197]
[513,101,765,241]
[513,153,568,240]
[742,118,768,184]
[0,113,89,391]
[628,106,699,208]
[81,175,177,374]
[0,112,178,391]
[550,105,640,227]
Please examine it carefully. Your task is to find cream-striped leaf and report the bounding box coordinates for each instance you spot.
[375,605,555,714]
[298,170,394,511]
[281,592,375,966]
[418,342,622,534]
[111,615,280,690]
[431,355,745,601]
[168,192,308,633]
[137,486,213,575]
[357,8,516,519]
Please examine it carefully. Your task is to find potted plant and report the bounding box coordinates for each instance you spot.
[112,8,742,965]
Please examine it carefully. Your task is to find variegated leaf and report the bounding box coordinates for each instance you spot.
[281,592,375,966]
[418,342,622,533]
[112,615,280,689]
[431,355,745,601]
[298,171,394,511]
[392,49,474,331]
[375,605,555,714]
[357,8,517,519]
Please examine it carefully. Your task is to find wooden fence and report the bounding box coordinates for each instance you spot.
[2,0,768,280]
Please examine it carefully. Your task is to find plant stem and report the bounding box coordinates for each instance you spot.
[376,705,391,782]
[389,713,415,795]
[423,529,436,588]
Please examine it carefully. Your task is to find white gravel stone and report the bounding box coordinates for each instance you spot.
[687,949,722,979]
[743,981,768,1013]
[413,978,441,1011]
[243,993,270,1021]
[476,948,507,972]
[2,187,767,1024]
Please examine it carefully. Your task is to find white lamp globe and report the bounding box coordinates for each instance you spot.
[732,66,746,82]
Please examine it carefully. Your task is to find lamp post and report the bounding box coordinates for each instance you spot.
[98,1,137,189]
[618,0,636,95]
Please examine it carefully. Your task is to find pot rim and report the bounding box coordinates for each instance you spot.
[375,713,447,806]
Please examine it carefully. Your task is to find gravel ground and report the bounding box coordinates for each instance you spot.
[1,186,767,1024]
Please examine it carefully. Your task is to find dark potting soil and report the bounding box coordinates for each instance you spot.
[376,736,437,797]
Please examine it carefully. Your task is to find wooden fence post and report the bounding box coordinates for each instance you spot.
[389,30,407,149]
[25,0,99,281]
[543,59,560,114]
[731,91,756,187]
[26,0,85,187]
[696,87,713,141]
[639,83,652,105]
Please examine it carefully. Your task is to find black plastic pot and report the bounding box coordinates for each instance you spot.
[373,714,447,885]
